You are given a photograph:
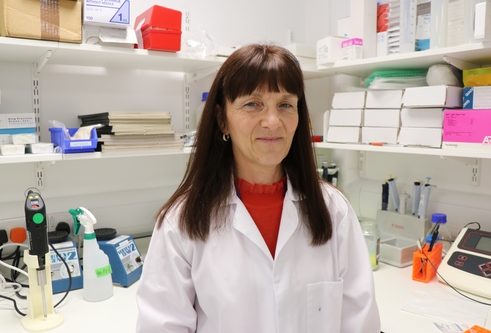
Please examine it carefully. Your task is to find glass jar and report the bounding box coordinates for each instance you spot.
[361,221,381,271]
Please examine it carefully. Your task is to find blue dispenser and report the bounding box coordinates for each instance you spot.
[50,237,83,294]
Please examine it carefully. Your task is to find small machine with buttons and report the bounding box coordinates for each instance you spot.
[95,228,143,287]
[438,227,491,299]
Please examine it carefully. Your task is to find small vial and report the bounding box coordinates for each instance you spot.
[361,221,381,271]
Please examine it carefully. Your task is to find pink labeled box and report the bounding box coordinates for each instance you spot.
[442,109,491,150]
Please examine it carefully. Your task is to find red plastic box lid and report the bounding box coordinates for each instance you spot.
[134,5,182,32]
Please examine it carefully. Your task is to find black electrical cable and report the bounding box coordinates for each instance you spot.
[49,242,72,308]
[0,294,26,317]
[421,247,491,307]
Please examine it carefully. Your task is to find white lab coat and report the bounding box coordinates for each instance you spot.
[136,178,381,333]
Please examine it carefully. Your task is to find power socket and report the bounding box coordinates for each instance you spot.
[0,217,26,241]
[47,212,75,236]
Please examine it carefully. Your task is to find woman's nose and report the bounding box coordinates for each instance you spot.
[261,105,281,129]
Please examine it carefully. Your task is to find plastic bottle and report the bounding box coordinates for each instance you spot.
[70,207,113,302]
[427,213,452,255]
[195,92,208,130]
[430,0,449,48]
[326,161,339,186]
[361,221,381,271]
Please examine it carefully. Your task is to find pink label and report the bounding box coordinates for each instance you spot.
[341,38,363,48]
[443,109,491,143]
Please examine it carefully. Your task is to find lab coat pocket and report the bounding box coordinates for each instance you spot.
[307,279,343,333]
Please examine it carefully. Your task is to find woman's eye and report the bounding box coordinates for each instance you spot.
[243,102,261,110]
[279,103,296,112]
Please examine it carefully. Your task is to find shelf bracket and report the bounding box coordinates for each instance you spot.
[35,161,55,190]
[185,65,220,84]
[439,156,481,185]
[443,55,479,70]
[32,50,53,78]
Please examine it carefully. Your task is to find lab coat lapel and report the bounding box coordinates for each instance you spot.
[275,179,300,257]
[231,195,273,259]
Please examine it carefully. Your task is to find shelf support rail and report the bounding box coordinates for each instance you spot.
[31,50,53,140]
[439,155,481,186]
[443,55,479,70]
[185,65,220,85]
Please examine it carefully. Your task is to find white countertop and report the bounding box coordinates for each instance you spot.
[1,250,490,332]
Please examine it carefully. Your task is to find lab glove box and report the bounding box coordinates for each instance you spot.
[0,134,11,144]
[12,133,38,145]
[0,113,35,129]
[26,142,54,154]
[134,5,182,52]
[331,91,366,109]
[398,127,443,148]
[400,108,444,127]
[0,144,24,156]
[326,126,361,143]
[316,36,348,66]
[341,38,363,61]
[361,127,399,144]
[442,109,491,151]
[329,109,364,126]
[363,109,401,127]
[376,210,430,267]
[402,85,462,108]
[462,86,491,109]
[365,90,404,109]
[49,127,97,154]
[83,0,131,27]
[0,0,82,43]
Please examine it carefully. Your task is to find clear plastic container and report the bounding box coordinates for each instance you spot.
[195,92,208,130]
[361,221,381,271]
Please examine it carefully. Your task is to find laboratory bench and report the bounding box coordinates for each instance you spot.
[2,244,490,332]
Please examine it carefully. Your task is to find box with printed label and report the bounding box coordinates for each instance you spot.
[0,0,82,43]
[362,127,399,144]
[84,0,131,27]
[0,113,36,129]
[326,126,361,143]
[364,109,400,127]
[329,109,363,126]
[442,109,491,151]
[341,38,363,61]
[331,91,366,109]
[400,108,444,127]
[402,85,462,108]
[398,127,442,148]
[365,90,403,109]
[462,86,491,109]
[316,36,348,66]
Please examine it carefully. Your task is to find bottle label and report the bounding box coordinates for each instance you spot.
[95,264,112,278]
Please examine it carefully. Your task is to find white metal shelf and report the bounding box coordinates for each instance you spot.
[315,142,491,159]
[0,153,62,165]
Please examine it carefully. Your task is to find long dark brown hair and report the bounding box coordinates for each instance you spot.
[156,43,333,245]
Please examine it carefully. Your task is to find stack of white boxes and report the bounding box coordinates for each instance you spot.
[398,86,463,148]
[325,91,365,143]
[362,90,403,144]
[0,113,37,156]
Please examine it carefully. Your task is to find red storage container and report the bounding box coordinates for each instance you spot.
[134,5,182,52]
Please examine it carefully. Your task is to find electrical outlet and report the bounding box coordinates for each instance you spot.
[47,212,75,236]
[0,217,27,251]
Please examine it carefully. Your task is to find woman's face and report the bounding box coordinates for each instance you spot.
[223,89,299,183]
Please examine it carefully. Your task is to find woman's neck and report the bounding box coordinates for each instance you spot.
[235,166,284,185]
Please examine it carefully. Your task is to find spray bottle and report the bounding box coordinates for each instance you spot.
[70,207,113,302]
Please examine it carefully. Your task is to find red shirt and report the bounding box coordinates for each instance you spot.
[236,177,286,258]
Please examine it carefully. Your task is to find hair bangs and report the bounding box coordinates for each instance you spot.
[223,45,305,103]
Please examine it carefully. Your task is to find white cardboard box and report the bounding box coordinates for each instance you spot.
[83,0,131,27]
[365,90,404,109]
[327,126,361,143]
[400,108,443,127]
[317,36,348,66]
[0,144,24,156]
[398,127,442,147]
[361,127,399,144]
[26,143,54,154]
[329,109,364,126]
[331,91,366,109]
[364,109,401,127]
[402,86,462,108]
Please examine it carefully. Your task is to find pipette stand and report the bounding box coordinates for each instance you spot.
[21,250,64,332]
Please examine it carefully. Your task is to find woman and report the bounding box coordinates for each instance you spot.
[136,43,380,333]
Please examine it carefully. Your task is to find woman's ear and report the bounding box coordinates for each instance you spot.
[216,104,227,133]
